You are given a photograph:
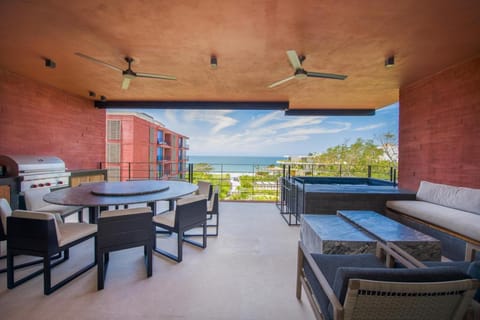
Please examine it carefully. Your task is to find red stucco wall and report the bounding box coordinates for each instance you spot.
[0,69,105,170]
[398,56,480,191]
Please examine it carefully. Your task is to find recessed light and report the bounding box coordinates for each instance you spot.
[45,58,56,69]
[385,56,395,68]
[210,55,218,69]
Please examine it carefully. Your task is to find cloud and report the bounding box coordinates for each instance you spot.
[186,116,349,155]
[211,115,238,134]
[265,117,325,131]
[249,111,283,129]
[181,110,238,134]
[353,123,385,131]
[127,105,399,156]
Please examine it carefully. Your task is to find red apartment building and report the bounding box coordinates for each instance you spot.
[105,111,189,181]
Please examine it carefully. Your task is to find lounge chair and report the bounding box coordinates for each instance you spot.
[296,241,479,320]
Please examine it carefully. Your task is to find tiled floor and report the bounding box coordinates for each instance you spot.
[0,202,315,320]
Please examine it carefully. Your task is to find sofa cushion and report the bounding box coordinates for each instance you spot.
[386,200,480,242]
[416,181,480,214]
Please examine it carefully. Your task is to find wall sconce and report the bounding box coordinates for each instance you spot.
[45,58,56,69]
[210,55,218,69]
[89,91,96,98]
[100,95,107,102]
[385,55,395,68]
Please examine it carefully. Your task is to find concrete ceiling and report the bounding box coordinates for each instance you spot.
[1,0,479,111]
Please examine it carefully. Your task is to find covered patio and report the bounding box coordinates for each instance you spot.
[0,1,479,318]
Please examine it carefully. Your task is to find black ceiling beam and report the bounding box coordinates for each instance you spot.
[285,109,376,116]
[94,100,289,110]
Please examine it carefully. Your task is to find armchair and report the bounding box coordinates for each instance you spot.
[297,241,479,320]
[7,210,97,295]
[1,198,45,273]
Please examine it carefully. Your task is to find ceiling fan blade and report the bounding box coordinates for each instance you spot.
[121,77,131,90]
[307,71,347,80]
[74,52,123,72]
[286,50,302,69]
[268,75,296,88]
[135,72,176,80]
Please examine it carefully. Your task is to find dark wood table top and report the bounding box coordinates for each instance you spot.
[44,180,198,207]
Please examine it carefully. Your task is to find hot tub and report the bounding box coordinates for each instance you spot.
[288,177,416,215]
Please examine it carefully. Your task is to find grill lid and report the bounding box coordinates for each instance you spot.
[0,155,66,176]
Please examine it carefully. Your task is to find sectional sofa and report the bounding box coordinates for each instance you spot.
[385,180,480,261]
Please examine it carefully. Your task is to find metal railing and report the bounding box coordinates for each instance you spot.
[99,161,397,204]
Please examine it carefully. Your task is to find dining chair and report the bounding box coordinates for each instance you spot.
[7,210,97,295]
[24,188,85,222]
[196,181,212,200]
[152,194,207,262]
[97,207,154,290]
[185,186,219,237]
[205,186,219,236]
[1,198,46,273]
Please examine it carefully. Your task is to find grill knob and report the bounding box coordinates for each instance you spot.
[31,184,37,188]
[58,181,64,184]
[38,183,44,187]
[45,182,51,186]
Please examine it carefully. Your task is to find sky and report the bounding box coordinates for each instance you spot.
[113,102,398,157]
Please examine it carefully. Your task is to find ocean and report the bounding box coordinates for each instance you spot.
[188,155,284,173]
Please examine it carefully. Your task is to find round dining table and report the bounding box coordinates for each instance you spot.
[43,180,198,223]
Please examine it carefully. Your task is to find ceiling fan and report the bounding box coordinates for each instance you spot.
[74,52,176,90]
[268,50,347,88]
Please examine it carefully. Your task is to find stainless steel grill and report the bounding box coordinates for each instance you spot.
[0,155,71,191]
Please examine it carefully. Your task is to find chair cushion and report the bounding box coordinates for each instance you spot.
[424,260,480,302]
[101,207,152,218]
[35,204,83,216]
[197,181,212,199]
[0,198,12,235]
[468,261,480,301]
[304,254,385,320]
[152,210,175,228]
[58,223,97,247]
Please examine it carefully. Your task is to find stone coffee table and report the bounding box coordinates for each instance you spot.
[337,210,441,261]
[300,215,377,255]
[301,210,441,261]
